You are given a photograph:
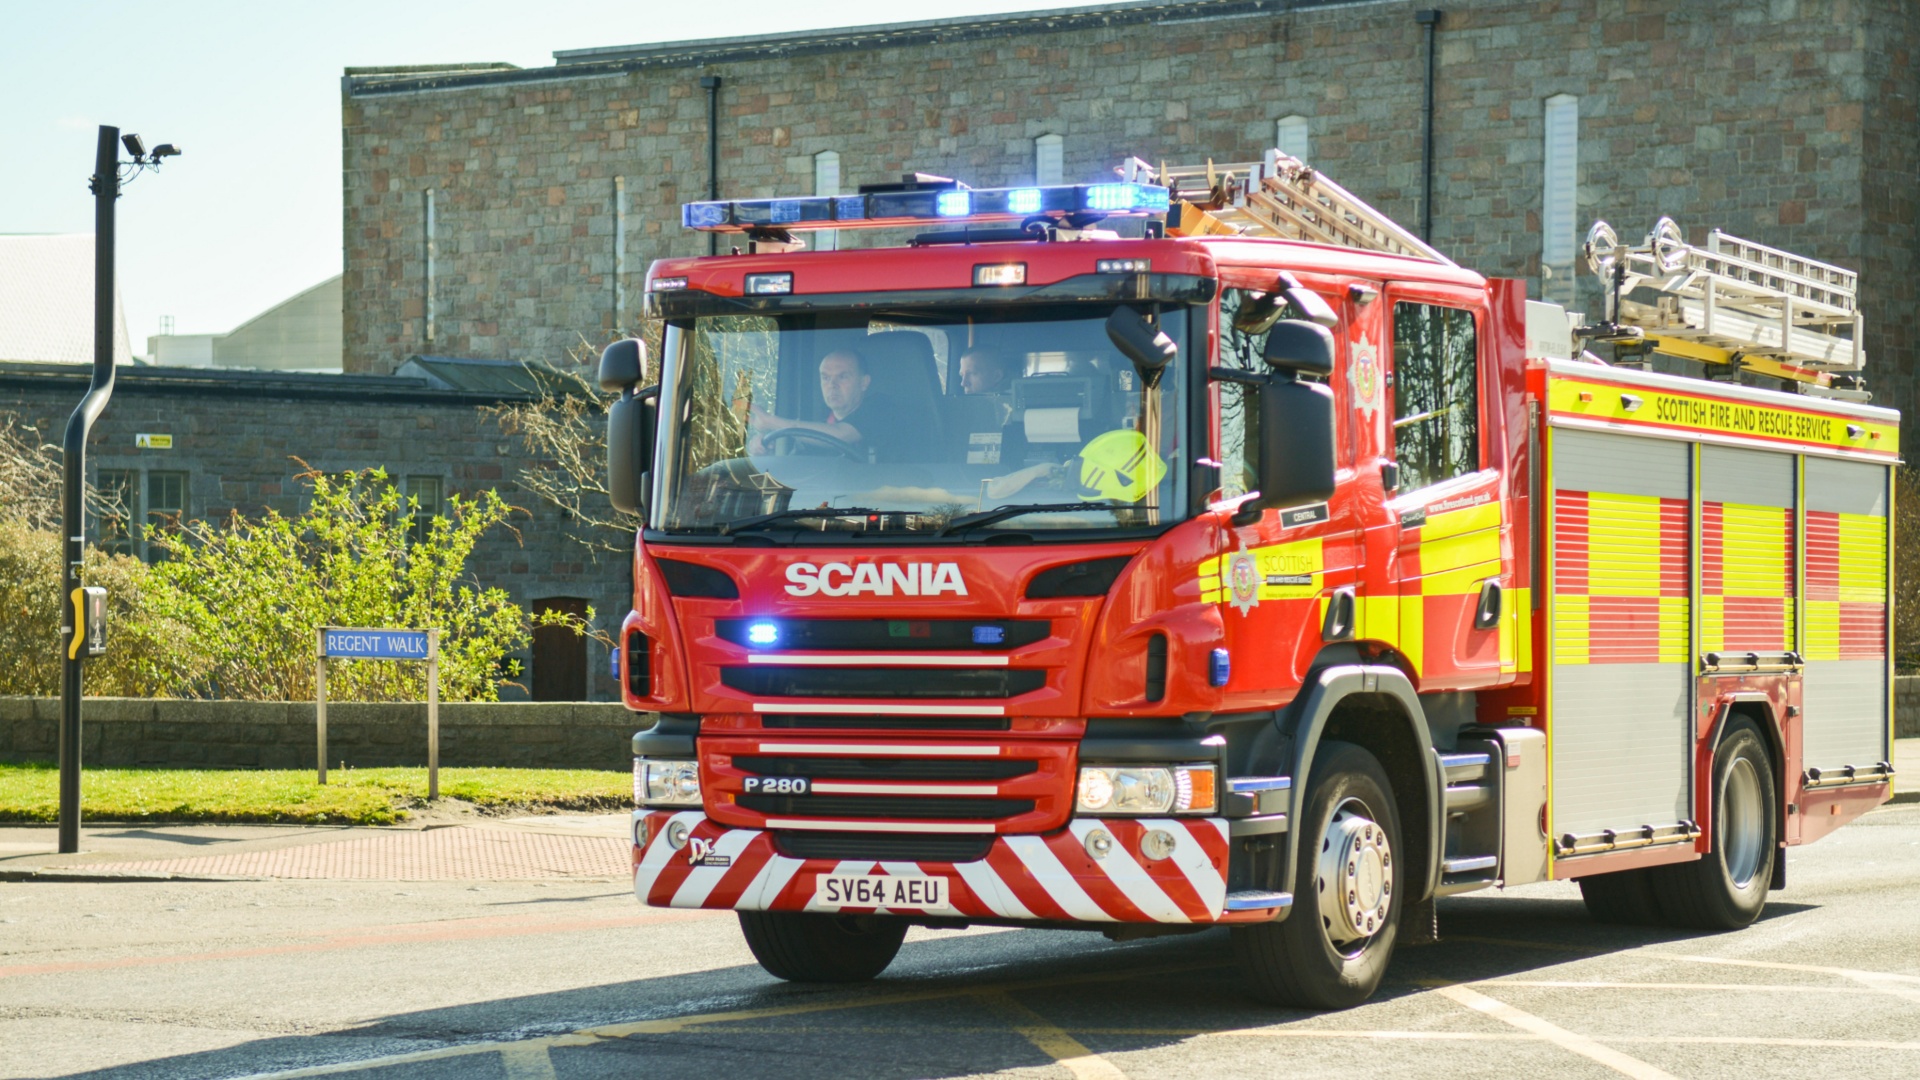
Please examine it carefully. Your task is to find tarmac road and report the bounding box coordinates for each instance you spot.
[2,802,1918,1080]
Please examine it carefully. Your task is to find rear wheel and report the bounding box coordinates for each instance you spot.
[737,911,908,983]
[1647,720,1777,929]
[1234,740,1402,1010]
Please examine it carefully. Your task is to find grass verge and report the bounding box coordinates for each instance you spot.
[0,764,630,826]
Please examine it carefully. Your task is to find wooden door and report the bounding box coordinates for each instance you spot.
[531,597,589,701]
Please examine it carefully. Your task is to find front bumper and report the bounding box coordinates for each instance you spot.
[632,810,1232,923]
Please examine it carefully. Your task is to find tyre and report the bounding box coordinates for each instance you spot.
[1578,867,1664,925]
[1234,740,1402,1010]
[737,911,908,983]
[1646,720,1777,930]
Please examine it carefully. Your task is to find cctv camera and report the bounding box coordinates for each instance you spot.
[121,133,146,160]
[152,144,181,158]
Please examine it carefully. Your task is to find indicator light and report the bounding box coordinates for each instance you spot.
[936,190,972,217]
[746,622,780,646]
[1007,188,1044,215]
[973,263,1027,287]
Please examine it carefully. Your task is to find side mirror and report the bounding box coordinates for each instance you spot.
[607,386,659,516]
[1261,319,1336,378]
[1276,272,1339,327]
[1255,375,1336,510]
[1106,306,1177,381]
[598,338,647,392]
[1232,292,1288,335]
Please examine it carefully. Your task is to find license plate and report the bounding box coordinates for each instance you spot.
[817,873,951,912]
[743,776,810,795]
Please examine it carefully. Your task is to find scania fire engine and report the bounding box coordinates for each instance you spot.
[601,152,1898,1009]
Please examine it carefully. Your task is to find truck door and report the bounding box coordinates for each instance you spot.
[1379,288,1509,690]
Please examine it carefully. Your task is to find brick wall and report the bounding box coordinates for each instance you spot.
[0,697,652,770]
[0,369,632,701]
[342,0,1916,425]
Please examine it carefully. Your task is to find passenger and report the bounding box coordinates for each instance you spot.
[958,348,1014,395]
[748,348,912,460]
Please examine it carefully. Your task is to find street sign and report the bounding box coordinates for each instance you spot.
[322,628,431,660]
[315,626,441,797]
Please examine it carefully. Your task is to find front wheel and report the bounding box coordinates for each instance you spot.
[1647,720,1777,929]
[737,911,908,983]
[1233,740,1402,1010]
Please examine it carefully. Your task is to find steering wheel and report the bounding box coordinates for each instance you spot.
[763,427,866,461]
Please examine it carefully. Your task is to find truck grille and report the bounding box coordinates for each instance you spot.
[715,617,1049,651]
[732,756,1037,781]
[773,832,995,862]
[705,735,1073,834]
[738,794,1035,820]
[721,666,1045,699]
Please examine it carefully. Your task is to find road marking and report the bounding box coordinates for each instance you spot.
[1436,985,1681,1080]
[497,1041,560,1080]
[0,910,715,980]
[977,991,1129,1080]
[1656,954,1920,1004]
[1474,979,1885,994]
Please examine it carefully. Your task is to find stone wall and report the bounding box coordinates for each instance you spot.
[0,365,632,701]
[341,0,1917,428]
[0,697,652,770]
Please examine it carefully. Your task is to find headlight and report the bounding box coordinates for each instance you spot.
[636,758,702,807]
[1076,765,1217,815]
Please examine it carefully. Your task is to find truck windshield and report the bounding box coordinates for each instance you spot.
[654,303,1189,537]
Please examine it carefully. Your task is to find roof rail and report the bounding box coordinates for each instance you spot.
[1583,217,1864,384]
[1131,150,1453,265]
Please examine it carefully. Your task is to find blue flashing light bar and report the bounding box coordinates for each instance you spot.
[680,182,1172,233]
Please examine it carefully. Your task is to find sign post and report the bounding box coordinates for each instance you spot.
[315,627,440,797]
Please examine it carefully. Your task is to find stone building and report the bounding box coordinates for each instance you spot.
[340,0,1917,424]
[0,360,631,702]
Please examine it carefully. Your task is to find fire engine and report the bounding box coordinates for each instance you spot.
[599,151,1897,1009]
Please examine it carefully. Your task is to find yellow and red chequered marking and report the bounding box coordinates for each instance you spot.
[1805,510,1887,661]
[632,811,1232,923]
[1701,502,1795,653]
[1553,490,1689,665]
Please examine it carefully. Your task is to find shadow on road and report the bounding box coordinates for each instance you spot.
[57,891,1821,1080]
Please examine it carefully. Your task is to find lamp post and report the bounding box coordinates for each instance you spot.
[58,125,179,854]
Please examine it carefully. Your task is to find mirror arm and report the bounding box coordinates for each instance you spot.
[1207,366,1271,386]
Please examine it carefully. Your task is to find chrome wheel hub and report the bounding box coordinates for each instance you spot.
[1317,801,1392,946]
[1722,756,1765,889]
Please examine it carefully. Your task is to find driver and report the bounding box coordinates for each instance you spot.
[747,348,910,461]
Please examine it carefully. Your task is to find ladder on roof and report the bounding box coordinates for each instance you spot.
[1120,150,1454,265]
[1584,217,1865,382]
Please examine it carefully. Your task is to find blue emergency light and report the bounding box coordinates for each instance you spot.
[681,182,1171,233]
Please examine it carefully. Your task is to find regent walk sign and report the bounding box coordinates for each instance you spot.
[316,627,442,798]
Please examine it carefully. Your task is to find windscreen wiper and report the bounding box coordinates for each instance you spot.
[719,506,884,536]
[936,501,1140,537]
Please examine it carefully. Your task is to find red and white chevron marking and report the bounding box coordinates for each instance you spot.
[631,811,1230,923]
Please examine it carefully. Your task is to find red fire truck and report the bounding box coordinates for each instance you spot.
[601,152,1897,1009]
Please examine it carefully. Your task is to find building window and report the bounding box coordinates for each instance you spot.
[98,469,137,558]
[145,470,187,562]
[813,150,841,252]
[1542,94,1579,307]
[404,475,442,544]
[1276,115,1311,161]
[1034,133,1064,186]
[1391,303,1479,492]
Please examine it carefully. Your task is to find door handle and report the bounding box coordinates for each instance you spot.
[1322,587,1356,642]
[1474,579,1503,630]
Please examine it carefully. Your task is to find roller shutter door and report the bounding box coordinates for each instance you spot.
[1549,429,1692,840]
[1801,457,1891,772]
[1700,445,1795,655]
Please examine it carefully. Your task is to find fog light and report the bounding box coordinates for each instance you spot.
[1140,828,1178,861]
[634,816,652,848]
[1084,828,1114,860]
[665,820,691,850]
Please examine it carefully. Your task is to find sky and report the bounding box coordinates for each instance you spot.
[0,0,1085,349]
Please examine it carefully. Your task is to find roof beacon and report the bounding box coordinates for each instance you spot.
[680,181,1170,234]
